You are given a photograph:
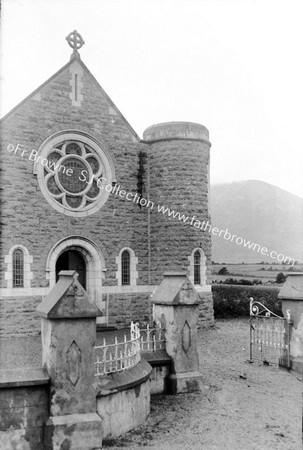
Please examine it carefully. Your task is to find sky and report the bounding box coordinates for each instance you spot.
[1,0,303,198]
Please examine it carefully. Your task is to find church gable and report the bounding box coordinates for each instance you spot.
[1,51,139,146]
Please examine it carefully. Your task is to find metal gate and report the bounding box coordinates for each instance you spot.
[249,297,291,368]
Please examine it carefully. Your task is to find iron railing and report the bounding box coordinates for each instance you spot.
[95,321,141,377]
[140,323,166,352]
[94,322,166,377]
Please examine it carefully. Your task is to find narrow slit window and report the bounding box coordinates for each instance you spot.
[194,250,201,285]
[13,249,24,288]
[121,250,130,285]
[74,74,78,101]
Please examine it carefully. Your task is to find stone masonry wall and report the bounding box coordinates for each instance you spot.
[0,378,49,450]
[0,293,153,336]
[107,292,152,328]
[0,296,41,336]
[0,58,149,293]
[0,291,212,336]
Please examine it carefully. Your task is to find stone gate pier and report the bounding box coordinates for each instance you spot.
[37,270,103,450]
[152,272,203,394]
[278,273,303,374]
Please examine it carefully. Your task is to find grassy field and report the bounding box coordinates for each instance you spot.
[212,263,303,284]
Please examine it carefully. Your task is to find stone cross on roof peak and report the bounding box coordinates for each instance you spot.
[66,30,85,59]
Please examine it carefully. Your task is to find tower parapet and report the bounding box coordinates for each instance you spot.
[143,121,210,144]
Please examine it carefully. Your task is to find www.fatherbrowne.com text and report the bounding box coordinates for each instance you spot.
[7,142,296,265]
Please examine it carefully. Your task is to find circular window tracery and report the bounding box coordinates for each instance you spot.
[36,132,114,217]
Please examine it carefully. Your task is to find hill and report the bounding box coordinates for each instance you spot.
[210,180,303,263]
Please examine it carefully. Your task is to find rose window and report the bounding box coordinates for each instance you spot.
[36,132,114,217]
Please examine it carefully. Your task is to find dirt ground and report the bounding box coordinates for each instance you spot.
[103,319,302,450]
[1,319,302,449]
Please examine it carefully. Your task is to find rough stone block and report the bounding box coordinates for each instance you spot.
[44,412,102,450]
[168,371,203,394]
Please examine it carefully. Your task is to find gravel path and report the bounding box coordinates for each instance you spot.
[103,319,302,450]
[1,319,301,449]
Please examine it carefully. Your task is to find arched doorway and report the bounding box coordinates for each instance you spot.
[56,249,86,289]
[46,236,107,325]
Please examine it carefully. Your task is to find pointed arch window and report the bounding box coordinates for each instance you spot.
[13,249,24,288]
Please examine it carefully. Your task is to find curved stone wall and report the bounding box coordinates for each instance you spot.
[95,359,152,439]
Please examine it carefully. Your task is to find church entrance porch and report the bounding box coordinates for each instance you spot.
[46,236,107,325]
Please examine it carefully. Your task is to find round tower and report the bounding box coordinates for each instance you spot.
[143,122,213,325]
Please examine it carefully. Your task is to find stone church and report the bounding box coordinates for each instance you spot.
[0,31,213,336]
